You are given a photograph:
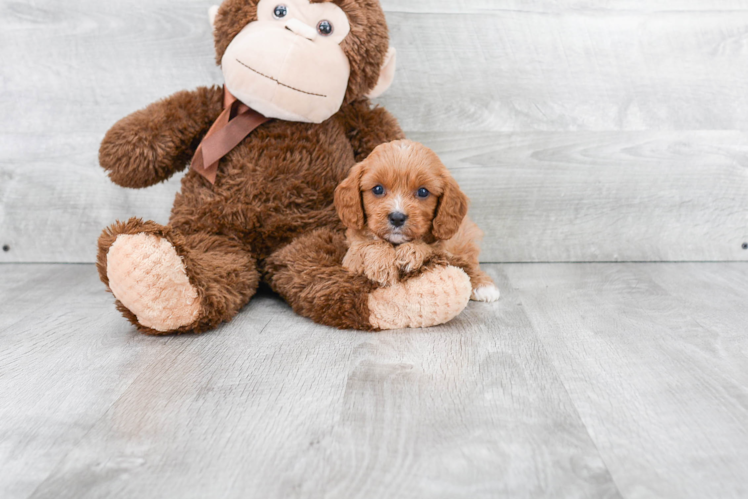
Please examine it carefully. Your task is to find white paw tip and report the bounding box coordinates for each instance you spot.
[471,284,500,303]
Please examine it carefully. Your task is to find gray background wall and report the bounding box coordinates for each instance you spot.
[1,0,747,263]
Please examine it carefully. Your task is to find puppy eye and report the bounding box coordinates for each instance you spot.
[317,20,334,36]
[417,187,430,199]
[372,185,385,196]
[273,5,288,19]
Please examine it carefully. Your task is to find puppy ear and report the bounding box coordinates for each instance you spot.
[432,174,469,240]
[335,162,366,230]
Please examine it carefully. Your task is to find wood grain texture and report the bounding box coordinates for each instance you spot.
[2,130,747,263]
[0,0,218,265]
[380,6,748,132]
[1,1,748,263]
[3,262,748,497]
[505,263,748,497]
[381,0,748,13]
[1,264,618,498]
[0,264,82,331]
[0,265,175,498]
[5,0,745,135]
[414,130,748,263]
[647,262,748,343]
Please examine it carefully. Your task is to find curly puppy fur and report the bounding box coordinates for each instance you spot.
[335,140,498,298]
[97,0,473,333]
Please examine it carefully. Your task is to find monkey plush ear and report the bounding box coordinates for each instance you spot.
[366,47,397,99]
[208,5,220,29]
[335,162,367,230]
[432,175,469,241]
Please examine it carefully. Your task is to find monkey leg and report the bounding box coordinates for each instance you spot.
[264,228,472,331]
[97,218,259,335]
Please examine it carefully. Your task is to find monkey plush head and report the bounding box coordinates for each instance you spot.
[209,0,397,123]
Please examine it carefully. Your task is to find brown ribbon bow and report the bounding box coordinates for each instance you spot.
[191,87,270,184]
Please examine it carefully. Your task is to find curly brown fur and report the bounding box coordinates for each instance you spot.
[264,228,375,330]
[335,140,496,294]
[98,218,260,334]
[100,87,224,188]
[167,117,356,261]
[336,99,405,162]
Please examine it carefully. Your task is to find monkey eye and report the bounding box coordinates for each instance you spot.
[317,20,334,36]
[417,187,431,199]
[273,5,288,19]
[372,185,385,196]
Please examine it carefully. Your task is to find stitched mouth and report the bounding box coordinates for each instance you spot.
[235,59,327,98]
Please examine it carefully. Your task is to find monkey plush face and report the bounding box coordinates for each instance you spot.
[210,0,396,124]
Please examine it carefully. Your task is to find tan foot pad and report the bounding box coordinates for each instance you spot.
[107,234,200,332]
[368,265,472,330]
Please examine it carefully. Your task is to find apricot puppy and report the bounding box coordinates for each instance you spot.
[334,140,500,302]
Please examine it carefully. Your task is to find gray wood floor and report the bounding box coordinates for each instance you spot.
[2,263,747,498]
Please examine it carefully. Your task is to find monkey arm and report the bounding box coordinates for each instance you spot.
[338,98,406,163]
[99,86,224,188]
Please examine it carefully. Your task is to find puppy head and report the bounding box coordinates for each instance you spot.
[335,140,468,244]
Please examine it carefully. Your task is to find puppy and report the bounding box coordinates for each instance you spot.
[334,140,500,302]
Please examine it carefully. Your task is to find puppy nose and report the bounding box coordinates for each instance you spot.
[389,212,408,228]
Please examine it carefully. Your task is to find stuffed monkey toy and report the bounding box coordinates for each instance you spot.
[97,0,473,334]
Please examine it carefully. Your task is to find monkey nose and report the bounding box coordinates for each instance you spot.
[285,18,318,41]
[389,212,408,228]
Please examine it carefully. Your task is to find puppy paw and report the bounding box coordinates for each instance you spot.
[365,263,400,287]
[471,284,500,302]
[395,242,431,273]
